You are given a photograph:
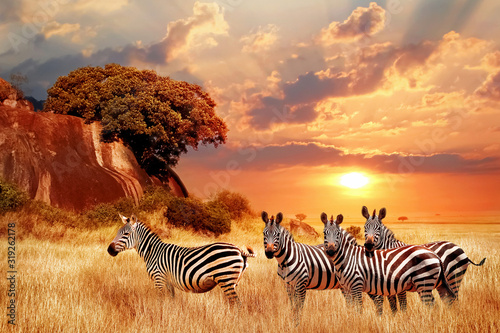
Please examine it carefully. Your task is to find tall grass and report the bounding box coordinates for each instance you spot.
[0,216,498,332]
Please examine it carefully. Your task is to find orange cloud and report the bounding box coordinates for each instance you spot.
[240,24,279,53]
[317,2,386,45]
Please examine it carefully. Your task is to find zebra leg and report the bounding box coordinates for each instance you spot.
[352,288,363,314]
[219,282,241,306]
[388,295,398,314]
[417,288,435,308]
[397,292,407,312]
[368,294,384,316]
[292,283,307,326]
[285,283,295,310]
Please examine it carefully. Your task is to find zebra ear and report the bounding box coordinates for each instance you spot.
[261,211,269,223]
[336,214,344,225]
[119,213,128,224]
[320,212,328,225]
[276,212,283,224]
[362,206,370,219]
[379,208,386,221]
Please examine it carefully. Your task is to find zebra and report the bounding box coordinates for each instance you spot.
[107,214,255,306]
[363,206,486,312]
[322,212,457,313]
[262,211,383,324]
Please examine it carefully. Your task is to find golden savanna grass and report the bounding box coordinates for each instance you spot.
[1,213,499,332]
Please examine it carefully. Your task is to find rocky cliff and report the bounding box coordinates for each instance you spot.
[0,92,186,211]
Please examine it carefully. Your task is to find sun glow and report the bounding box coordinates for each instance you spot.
[340,172,369,189]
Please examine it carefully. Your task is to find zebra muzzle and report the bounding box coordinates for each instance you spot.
[264,244,275,259]
[364,235,375,252]
[107,244,119,257]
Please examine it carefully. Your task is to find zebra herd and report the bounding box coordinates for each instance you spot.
[107,207,485,324]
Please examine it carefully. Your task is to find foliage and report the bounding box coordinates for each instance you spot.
[345,225,362,239]
[0,178,28,215]
[85,197,136,225]
[211,189,254,221]
[398,216,408,222]
[138,185,173,212]
[43,64,228,177]
[295,213,307,222]
[9,72,28,99]
[165,196,231,236]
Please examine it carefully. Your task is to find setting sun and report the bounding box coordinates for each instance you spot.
[340,172,369,189]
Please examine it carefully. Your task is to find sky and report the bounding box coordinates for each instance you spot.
[1,0,500,220]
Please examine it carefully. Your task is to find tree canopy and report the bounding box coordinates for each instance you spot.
[43,64,228,177]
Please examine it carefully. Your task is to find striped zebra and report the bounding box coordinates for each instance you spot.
[322,212,457,313]
[363,206,486,312]
[262,211,383,324]
[107,214,255,305]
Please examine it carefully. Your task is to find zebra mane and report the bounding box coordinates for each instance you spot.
[278,224,295,243]
[380,223,405,245]
[340,227,359,246]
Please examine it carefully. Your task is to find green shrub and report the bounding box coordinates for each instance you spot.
[138,185,173,212]
[0,179,28,215]
[210,190,254,221]
[165,196,231,236]
[25,200,82,228]
[85,197,136,225]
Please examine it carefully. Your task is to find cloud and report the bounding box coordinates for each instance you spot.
[474,71,500,101]
[317,2,385,45]
[181,142,500,175]
[146,1,228,63]
[41,21,80,39]
[240,24,279,53]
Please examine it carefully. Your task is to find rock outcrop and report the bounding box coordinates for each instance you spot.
[288,219,319,238]
[0,78,34,111]
[0,103,186,211]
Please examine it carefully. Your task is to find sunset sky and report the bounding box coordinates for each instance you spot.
[1,1,499,219]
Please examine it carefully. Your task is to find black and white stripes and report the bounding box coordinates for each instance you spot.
[322,212,457,313]
[262,211,340,322]
[363,206,486,311]
[107,214,255,305]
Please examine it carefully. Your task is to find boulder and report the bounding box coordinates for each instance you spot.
[0,105,185,211]
[289,219,319,238]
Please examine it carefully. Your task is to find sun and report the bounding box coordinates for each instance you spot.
[340,172,369,189]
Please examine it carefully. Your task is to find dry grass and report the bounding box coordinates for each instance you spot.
[1,215,499,332]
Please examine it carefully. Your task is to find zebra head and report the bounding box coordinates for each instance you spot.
[362,206,386,253]
[107,214,139,257]
[321,212,344,257]
[262,211,284,259]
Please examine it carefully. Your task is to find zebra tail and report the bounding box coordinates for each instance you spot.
[241,246,256,258]
[468,257,486,266]
[438,259,456,300]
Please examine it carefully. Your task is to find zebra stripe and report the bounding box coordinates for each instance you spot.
[262,211,383,324]
[107,214,255,305]
[322,212,456,313]
[363,206,486,311]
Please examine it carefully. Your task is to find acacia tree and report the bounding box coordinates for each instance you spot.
[43,64,228,180]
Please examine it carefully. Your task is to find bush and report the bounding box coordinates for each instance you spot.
[211,190,254,221]
[346,225,362,239]
[85,197,136,225]
[138,185,173,212]
[165,196,231,236]
[0,179,28,215]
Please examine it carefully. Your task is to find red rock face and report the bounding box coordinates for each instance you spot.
[0,106,179,211]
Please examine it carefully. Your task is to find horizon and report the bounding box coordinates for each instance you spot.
[1,1,499,217]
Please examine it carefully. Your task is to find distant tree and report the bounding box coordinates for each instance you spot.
[43,64,228,179]
[295,213,307,222]
[9,72,28,99]
[211,190,253,221]
[398,216,408,222]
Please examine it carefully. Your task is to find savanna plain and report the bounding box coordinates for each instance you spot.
[1,213,499,333]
